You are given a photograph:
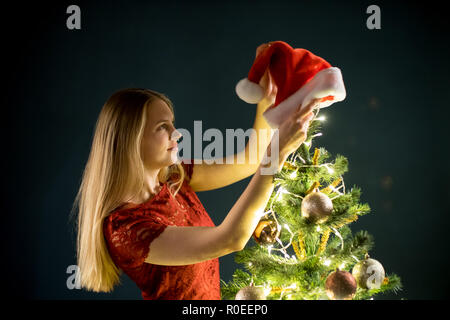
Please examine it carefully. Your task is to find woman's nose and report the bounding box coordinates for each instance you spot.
[170,128,182,141]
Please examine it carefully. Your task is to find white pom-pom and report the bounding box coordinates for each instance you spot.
[235,78,264,104]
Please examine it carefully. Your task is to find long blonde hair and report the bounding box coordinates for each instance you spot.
[71,88,185,292]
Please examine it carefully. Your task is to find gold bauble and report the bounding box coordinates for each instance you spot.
[235,284,267,300]
[301,187,333,223]
[252,218,281,245]
[352,254,385,289]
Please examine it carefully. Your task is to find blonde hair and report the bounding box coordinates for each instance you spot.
[71,88,185,292]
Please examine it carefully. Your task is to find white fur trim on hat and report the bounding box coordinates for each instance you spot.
[263,67,346,128]
[235,78,264,104]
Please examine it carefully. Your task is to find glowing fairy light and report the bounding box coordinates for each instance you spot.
[324,164,334,174]
[276,187,288,202]
[316,115,326,121]
[268,245,273,255]
[323,259,332,266]
[289,170,298,179]
[248,262,252,267]
[339,262,346,269]
[263,286,272,296]
[311,133,323,138]
[316,226,321,232]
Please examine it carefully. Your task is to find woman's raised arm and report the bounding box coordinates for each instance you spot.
[187,43,278,192]
[145,99,318,266]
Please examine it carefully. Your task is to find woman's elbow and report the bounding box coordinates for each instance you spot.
[229,236,249,252]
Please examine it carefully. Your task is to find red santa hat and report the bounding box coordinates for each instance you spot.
[235,41,346,128]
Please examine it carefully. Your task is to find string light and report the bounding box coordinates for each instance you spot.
[323,259,332,266]
[294,154,306,164]
[262,223,298,264]
[263,286,272,296]
[277,187,303,200]
[331,227,344,251]
[324,164,334,174]
[289,170,298,179]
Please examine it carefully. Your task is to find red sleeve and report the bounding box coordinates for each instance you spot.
[103,211,168,269]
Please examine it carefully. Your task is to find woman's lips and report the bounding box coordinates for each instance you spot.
[168,146,178,151]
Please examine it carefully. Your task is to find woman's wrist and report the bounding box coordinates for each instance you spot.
[259,141,290,175]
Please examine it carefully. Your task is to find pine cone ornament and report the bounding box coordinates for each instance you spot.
[301,187,333,223]
[325,269,357,300]
[235,283,267,300]
[252,218,281,245]
[352,254,385,289]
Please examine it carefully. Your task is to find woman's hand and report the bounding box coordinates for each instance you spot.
[277,98,320,158]
[255,43,277,108]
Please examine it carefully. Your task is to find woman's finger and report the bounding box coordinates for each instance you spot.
[256,43,269,58]
[295,99,320,119]
[296,111,314,125]
[295,98,318,113]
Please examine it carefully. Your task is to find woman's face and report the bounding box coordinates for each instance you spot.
[140,99,181,170]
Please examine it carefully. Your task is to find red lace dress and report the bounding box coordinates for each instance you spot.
[103,161,221,300]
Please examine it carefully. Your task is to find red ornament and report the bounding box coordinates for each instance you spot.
[325,269,357,300]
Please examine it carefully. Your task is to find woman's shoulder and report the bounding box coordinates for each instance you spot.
[104,206,141,229]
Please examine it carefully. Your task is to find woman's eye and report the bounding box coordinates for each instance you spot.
[158,122,175,131]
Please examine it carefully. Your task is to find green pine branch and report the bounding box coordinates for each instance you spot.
[220,118,402,300]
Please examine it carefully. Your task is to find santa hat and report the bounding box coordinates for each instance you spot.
[235,41,346,128]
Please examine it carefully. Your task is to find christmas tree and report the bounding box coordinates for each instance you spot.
[221,109,402,300]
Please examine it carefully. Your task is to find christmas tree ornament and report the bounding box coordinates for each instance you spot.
[235,41,346,128]
[334,214,358,229]
[301,187,334,223]
[305,181,321,195]
[283,161,297,171]
[321,177,343,194]
[235,283,267,300]
[292,231,307,261]
[252,218,281,245]
[325,269,357,300]
[312,147,321,165]
[316,230,331,255]
[352,254,386,289]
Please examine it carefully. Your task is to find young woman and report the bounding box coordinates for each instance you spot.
[72,44,318,299]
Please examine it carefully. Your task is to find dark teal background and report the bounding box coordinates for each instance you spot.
[3,0,449,299]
